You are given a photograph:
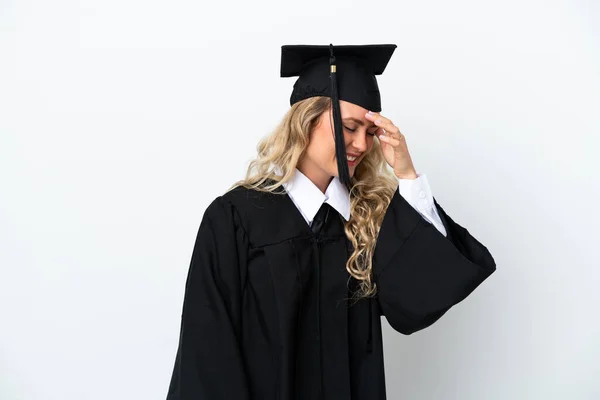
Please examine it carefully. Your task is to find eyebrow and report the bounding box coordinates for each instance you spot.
[343,117,376,129]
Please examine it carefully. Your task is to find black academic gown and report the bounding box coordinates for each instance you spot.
[166,183,496,400]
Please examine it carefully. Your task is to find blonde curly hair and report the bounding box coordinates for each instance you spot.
[228,96,398,300]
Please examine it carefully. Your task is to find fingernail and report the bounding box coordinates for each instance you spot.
[366,111,373,115]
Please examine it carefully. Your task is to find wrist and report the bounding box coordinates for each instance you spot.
[395,170,418,180]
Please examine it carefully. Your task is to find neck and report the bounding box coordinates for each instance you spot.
[297,159,334,194]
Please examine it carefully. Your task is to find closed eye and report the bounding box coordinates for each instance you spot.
[345,125,376,137]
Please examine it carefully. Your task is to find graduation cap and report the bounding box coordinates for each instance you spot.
[280,43,397,187]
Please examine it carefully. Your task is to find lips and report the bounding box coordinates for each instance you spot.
[346,153,360,167]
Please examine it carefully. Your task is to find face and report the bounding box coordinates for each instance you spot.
[299,99,379,187]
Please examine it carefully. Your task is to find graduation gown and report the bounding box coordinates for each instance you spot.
[166,183,496,400]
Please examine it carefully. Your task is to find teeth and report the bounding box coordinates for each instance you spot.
[346,155,357,161]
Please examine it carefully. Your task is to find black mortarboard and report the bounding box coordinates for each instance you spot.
[280,43,397,188]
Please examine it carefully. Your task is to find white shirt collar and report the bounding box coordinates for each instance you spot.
[280,168,351,225]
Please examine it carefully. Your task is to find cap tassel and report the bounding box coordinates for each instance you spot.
[329,44,351,188]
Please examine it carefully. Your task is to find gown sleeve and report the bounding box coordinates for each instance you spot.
[167,196,250,399]
[372,190,496,335]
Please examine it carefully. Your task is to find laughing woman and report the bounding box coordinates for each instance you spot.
[166,44,496,400]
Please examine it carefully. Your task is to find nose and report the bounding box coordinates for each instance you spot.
[352,132,369,153]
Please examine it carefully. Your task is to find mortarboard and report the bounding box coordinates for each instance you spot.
[280,43,397,187]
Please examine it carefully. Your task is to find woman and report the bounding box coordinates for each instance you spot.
[166,44,496,400]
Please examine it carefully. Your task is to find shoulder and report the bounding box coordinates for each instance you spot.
[202,183,279,235]
[201,187,250,231]
[213,182,309,248]
[221,182,279,205]
[218,183,282,217]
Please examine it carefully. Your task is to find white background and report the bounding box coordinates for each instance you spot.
[1,0,599,399]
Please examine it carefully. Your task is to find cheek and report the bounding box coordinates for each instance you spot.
[367,135,375,150]
[343,131,353,147]
[308,128,336,163]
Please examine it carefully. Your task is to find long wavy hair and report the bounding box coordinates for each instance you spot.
[229,96,398,300]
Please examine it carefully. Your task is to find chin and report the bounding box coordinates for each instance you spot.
[334,166,357,179]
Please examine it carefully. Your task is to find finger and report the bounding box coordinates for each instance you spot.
[365,111,392,129]
[365,110,388,122]
[378,134,403,146]
[365,111,395,127]
[388,131,405,141]
[376,127,405,144]
[366,113,401,136]
[374,125,387,138]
